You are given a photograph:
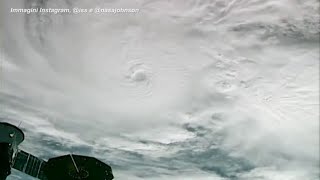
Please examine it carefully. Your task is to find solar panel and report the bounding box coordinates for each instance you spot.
[1,122,114,180]
[12,150,48,180]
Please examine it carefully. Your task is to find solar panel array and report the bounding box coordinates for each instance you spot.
[12,150,47,180]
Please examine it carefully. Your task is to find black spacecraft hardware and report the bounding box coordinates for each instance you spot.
[0,122,114,180]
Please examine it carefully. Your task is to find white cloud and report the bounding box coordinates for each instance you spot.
[1,0,319,179]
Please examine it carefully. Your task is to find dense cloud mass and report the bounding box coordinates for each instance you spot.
[1,0,319,179]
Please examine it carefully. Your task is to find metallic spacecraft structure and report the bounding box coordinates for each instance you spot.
[0,122,114,180]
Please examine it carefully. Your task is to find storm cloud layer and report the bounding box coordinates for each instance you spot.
[1,0,319,179]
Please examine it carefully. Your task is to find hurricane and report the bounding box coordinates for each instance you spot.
[1,0,319,179]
